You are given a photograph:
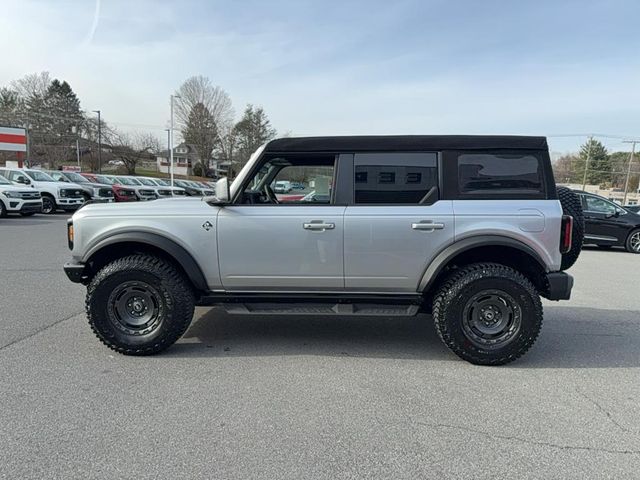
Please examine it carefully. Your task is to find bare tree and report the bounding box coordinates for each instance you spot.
[10,72,52,101]
[110,130,161,175]
[174,76,234,134]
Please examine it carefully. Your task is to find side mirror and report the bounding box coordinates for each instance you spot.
[214,177,231,203]
[16,175,30,185]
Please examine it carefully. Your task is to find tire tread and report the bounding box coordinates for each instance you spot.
[432,262,543,366]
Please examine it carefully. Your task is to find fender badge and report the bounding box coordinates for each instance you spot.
[202,221,213,231]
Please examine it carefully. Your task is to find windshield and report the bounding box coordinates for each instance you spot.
[154,178,169,186]
[115,177,139,186]
[137,178,157,186]
[0,174,11,185]
[95,175,115,184]
[25,170,55,182]
[63,172,87,183]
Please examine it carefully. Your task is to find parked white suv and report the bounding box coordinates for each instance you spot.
[0,168,84,214]
[0,174,42,216]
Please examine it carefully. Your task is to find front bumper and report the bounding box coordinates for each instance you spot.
[90,197,114,203]
[64,261,88,284]
[544,272,573,301]
[19,201,43,214]
[5,199,42,213]
[59,198,84,210]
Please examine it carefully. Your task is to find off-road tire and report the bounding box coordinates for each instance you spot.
[41,194,56,214]
[432,263,543,366]
[557,186,584,270]
[86,254,195,355]
[0,201,6,217]
[625,229,640,254]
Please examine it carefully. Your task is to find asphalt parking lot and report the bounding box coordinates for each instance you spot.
[1,214,639,479]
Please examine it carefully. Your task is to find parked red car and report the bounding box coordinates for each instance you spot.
[81,173,138,202]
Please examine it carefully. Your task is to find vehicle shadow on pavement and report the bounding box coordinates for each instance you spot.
[172,308,454,362]
[169,306,640,368]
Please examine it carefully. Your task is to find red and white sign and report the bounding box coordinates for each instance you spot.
[0,126,27,152]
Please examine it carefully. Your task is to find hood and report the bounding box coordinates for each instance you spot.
[73,196,215,219]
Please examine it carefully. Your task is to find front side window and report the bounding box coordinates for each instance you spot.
[353,152,438,204]
[239,155,336,205]
[458,153,543,196]
[584,195,617,214]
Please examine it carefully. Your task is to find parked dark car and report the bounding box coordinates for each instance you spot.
[574,190,640,253]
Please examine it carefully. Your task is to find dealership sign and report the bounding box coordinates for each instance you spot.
[0,126,27,152]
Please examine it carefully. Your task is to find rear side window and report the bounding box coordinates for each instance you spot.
[354,152,438,204]
[458,153,544,196]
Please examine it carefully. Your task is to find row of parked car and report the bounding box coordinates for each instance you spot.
[0,167,216,216]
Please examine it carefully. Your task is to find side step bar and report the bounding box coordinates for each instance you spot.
[223,303,420,316]
[197,293,424,316]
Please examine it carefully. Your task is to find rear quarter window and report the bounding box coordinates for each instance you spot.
[454,152,546,199]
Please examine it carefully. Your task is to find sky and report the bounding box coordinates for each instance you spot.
[1,0,639,154]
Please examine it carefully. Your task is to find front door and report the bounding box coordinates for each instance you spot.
[582,194,629,244]
[217,155,344,291]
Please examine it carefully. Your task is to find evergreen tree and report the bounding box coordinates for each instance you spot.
[182,102,217,174]
[232,105,276,174]
[578,138,610,186]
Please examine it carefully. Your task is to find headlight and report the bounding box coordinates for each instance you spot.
[1,190,21,198]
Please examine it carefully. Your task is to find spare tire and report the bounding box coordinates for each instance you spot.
[557,186,584,270]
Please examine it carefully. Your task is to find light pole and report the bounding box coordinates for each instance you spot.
[169,95,180,188]
[93,110,102,173]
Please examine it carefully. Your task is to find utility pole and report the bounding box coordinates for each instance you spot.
[169,95,180,188]
[93,110,102,173]
[622,140,637,205]
[581,134,594,191]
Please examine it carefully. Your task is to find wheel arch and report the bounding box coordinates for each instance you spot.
[419,235,549,294]
[82,232,208,291]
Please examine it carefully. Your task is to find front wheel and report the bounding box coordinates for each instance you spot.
[86,254,195,355]
[41,195,56,214]
[626,229,640,254]
[432,263,543,365]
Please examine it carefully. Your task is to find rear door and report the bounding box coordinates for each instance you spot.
[343,152,454,292]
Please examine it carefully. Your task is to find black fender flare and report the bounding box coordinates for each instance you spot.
[83,231,208,291]
[418,235,548,292]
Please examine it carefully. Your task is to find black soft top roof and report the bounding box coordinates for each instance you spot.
[264,135,548,153]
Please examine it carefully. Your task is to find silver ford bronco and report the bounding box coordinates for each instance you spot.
[64,135,583,365]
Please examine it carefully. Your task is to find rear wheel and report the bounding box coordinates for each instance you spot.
[557,186,584,270]
[432,263,543,365]
[626,229,640,254]
[86,254,195,355]
[41,195,56,214]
